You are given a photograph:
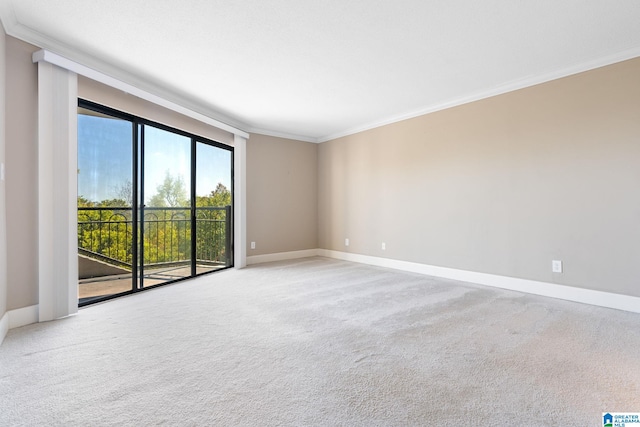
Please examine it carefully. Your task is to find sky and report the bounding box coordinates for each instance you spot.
[77,113,232,204]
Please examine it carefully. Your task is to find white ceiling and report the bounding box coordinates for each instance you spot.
[1,0,640,142]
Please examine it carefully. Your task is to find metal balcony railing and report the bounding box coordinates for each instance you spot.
[78,206,231,271]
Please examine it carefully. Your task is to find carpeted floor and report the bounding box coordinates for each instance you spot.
[1,257,639,426]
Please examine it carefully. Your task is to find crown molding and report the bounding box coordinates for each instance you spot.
[317,45,640,143]
[2,17,251,138]
[247,127,319,144]
[4,9,640,146]
[33,49,250,139]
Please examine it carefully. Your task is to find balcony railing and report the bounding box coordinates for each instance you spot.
[78,206,231,276]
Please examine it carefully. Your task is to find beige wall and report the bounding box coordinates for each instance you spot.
[3,36,242,313]
[247,134,317,256]
[319,57,640,297]
[3,26,639,314]
[3,34,319,314]
[5,36,38,310]
[0,22,7,317]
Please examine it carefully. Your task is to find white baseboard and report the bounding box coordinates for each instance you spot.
[243,248,640,313]
[9,305,39,329]
[318,249,640,314]
[0,304,39,346]
[247,249,319,265]
[0,311,8,346]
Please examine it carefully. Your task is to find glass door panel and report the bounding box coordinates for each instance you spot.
[195,142,233,274]
[141,125,192,287]
[78,100,234,305]
[77,108,134,304]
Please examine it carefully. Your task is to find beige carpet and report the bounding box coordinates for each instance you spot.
[1,257,638,426]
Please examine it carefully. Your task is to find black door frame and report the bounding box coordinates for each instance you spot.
[78,99,234,306]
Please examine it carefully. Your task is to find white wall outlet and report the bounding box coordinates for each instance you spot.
[381,242,386,250]
[0,163,4,181]
[345,238,349,247]
[250,241,256,249]
[552,260,563,273]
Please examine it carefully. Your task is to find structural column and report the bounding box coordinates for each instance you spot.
[234,135,247,268]
[34,58,78,321]
[0,21,8,343]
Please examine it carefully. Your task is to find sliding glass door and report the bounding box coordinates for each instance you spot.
[77,100,233,305]
[141,125,193,287]
[195,141,233,273]
[77,107,135,302]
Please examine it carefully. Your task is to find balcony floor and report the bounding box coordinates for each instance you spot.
[79,264,225,302]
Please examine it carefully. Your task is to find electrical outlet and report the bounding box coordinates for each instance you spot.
[381,242,386,250]
[0,163,4,181]
[250,241,256,249]
[552,260,563,273]
[345,238,349,247]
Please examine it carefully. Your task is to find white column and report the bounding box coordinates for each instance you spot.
[36,60,78,321]
[0,21,8,343]
[233,135,247,268]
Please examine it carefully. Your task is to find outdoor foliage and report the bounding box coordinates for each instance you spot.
[148,172,188,208]
[78,179,232,268]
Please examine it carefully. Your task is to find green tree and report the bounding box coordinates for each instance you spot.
[77,195,95,207]
[194,183,231,264]
[99,198,129,207]
[196,183,231,207]
[78,180,232,269]
[148,171,188,207]
[77,196,133,265]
